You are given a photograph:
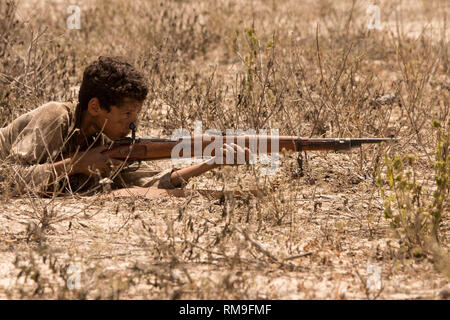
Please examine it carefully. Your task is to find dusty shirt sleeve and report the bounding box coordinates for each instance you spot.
[114,167,180,189]
[2,103,70,194]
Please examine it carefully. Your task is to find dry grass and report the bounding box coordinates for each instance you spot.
[0,0,448,299]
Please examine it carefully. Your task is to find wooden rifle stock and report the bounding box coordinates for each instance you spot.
[102,135,396,162]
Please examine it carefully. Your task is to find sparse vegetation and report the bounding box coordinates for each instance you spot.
[0,0,448,299]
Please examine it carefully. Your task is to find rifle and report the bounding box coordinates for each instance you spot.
[102,125,396,173]
[105,136,396,161]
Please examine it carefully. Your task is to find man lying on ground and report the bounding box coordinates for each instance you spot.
[0,56,249,195]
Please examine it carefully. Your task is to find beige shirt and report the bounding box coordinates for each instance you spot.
[0,101,175,195]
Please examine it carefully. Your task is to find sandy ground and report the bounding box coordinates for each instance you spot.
[0,0,448,299]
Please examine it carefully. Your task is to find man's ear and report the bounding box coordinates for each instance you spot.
[87,97,103,116]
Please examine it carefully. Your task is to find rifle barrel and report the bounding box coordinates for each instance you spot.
[298,137,397,151]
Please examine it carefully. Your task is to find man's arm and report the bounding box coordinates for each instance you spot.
[169,143,249,188]
[2,103,122,193]
[49,146,124,181]
[2,102,73,194]
[170,161,219,188]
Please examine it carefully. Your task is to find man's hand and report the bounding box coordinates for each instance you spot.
[71,146,124,177]
[206,143,252,166]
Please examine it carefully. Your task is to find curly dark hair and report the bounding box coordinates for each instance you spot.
[78,56,148,112]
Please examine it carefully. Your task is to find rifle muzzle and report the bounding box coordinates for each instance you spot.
[297,137,397,152]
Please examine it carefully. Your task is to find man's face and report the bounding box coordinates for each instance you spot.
[97,98,143,140]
